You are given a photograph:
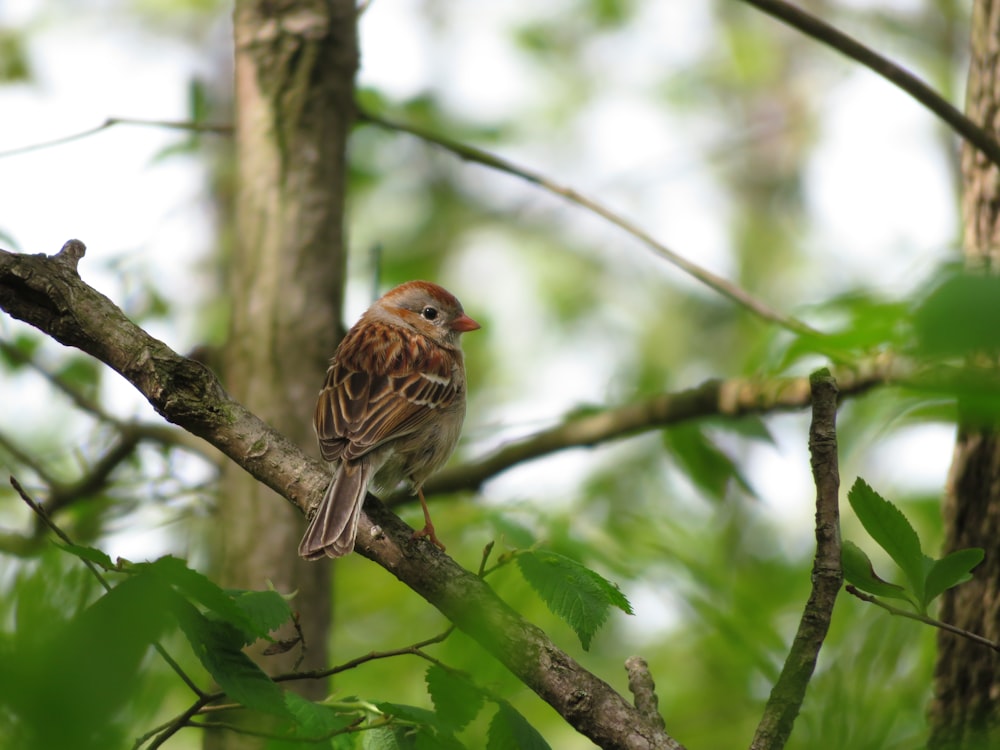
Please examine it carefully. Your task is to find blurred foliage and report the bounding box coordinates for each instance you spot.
[0,0,985,748]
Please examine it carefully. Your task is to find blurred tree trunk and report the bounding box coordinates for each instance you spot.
[929,2,1000,748]
[209,1,356,746]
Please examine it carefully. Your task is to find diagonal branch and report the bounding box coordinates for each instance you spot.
[750,369,843,750]
[357,107,820,338]
[420,362,895,499]
[0,241,683,750]
[738,0,1000,169]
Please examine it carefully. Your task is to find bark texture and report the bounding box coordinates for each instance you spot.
[216,0,357,735]
[929,3,1000,748]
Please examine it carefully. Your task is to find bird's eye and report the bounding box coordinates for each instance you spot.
[421,306,439,321]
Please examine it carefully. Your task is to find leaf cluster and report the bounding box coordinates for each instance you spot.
[842,478,983,615]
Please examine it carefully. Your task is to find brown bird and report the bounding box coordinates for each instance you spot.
[299,281,480,560]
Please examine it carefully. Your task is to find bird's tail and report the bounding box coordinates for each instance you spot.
[298,460,373,560]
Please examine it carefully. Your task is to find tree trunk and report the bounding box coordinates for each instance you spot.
[929,2,1000,748]
[209,1,357,746]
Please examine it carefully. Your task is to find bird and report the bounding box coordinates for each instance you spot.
[298,280,480,559]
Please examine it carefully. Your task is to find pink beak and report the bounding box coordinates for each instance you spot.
[450,313,481,333]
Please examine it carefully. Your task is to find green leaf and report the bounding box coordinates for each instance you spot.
[363,726,408,750]
[663,423,756,501]
[705,414,777,446]
[284,692,355,739]
[486,702,550,750]
[376,702,440,728]
[841,541,912,603]
[141,556,259,639]
[847,478,927,601]
[7,570,174,750]
[55,356,100,396]
[924,548,985,606]
[914,269,1000,356]
[54,542,116,570]
[0,333,39,367]
[231,589,293,638]
[516,549,632,651]
[174,600,289,718]
[425,665,483,730]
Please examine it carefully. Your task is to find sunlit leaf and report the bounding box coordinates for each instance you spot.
[847,478,927,601]
[516,549,632,651]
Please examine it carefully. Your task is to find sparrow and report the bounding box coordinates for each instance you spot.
[298,280,480,559]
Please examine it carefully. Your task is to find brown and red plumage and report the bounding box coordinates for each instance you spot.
[298,281,480,560]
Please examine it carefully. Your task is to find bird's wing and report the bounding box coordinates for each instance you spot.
[314,326,463,462]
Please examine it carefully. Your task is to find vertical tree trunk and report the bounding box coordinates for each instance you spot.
[210,1,357,746]
[929,2,1000,748]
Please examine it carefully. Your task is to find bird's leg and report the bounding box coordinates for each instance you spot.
[411,488,446,551]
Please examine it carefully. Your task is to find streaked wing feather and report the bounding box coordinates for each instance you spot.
[314,336,461,462]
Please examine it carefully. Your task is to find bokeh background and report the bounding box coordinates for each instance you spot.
[0,1,969,747]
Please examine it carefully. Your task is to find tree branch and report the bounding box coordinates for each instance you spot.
[738,0,1000,169]
[357,107,820,338]
[419,360,895,499]
[750,369,843,750]
[0,242,682,750]
[0,117,232,160]
[846,585,1000,653]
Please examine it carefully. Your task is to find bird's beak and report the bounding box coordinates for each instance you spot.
[450,314,481,332]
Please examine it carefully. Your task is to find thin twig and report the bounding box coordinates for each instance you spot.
[139,628,456,749]
[738,0,1000,169]
[750,369,843,750]
[415,362,895,501]
[0,430,58,487]
[845,585,1000,652]
[0,117,232,160]
[357,107,820,338]
[183,715,369,742]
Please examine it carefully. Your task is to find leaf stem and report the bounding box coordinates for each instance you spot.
[845,585,1000,652]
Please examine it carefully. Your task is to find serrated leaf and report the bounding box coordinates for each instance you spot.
[841,540,912,603]
[174,600,289,718]
[231,589,293,638]
[54,542,116,570]
[516,549,632,651]
[663,424,756,501]
[284,692,354,739]
[141,556,258,639]
[363,726,407,750]
[486,702,550,750]
[924,548,985,607]
[376,702,440,728]
[425,665,483,730]
[847,478,927,601]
